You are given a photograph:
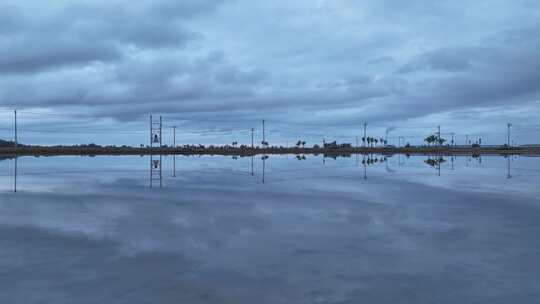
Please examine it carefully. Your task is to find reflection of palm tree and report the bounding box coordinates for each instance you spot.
[424,156,446,167]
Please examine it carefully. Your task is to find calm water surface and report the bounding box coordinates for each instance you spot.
[1,154,539,303]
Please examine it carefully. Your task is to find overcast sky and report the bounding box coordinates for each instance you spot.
[1,0,540,146]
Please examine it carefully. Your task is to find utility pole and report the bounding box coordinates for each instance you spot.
[437,125,441,147]
[363,122,367,147]
[465,134,469,146]
[262,120,266,147]
[172,126,177,148]
[355,136,359,148]
[507,123,512,148]
[150,115,162,148]
[251,128,254,149]
[451,132,455,146]
[14,110,17,150]
[385,128,393,146]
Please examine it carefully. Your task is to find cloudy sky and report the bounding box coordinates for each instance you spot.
[1,0,539,146]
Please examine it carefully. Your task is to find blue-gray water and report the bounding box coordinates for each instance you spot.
[1,154,539,303]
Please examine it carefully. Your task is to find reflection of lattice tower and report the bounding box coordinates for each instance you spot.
[150,155,162,188]
[150,115,162,147]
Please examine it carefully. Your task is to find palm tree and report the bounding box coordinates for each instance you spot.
[424,135,438,146]
[437,137,446,145]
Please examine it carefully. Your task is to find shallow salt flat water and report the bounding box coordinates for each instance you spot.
[0,154,539,303]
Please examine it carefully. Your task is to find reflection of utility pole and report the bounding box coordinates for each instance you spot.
[150,155,162,188]
[251,156,254,176]
[262,156,266,184]
[506,157,512,179]
[159,156,162,187]
[363,154,367,179]
[451,156,455,170]
[14,157,18,193]
[173,155,176,177]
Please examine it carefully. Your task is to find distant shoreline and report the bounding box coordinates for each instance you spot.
[0,146,538,157]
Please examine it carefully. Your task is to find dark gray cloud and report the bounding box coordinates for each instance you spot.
[0,37,121,74]
[0,0,222,74]
[0,0,540,145]
[398,47,480,73]
[391,25,540,116]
